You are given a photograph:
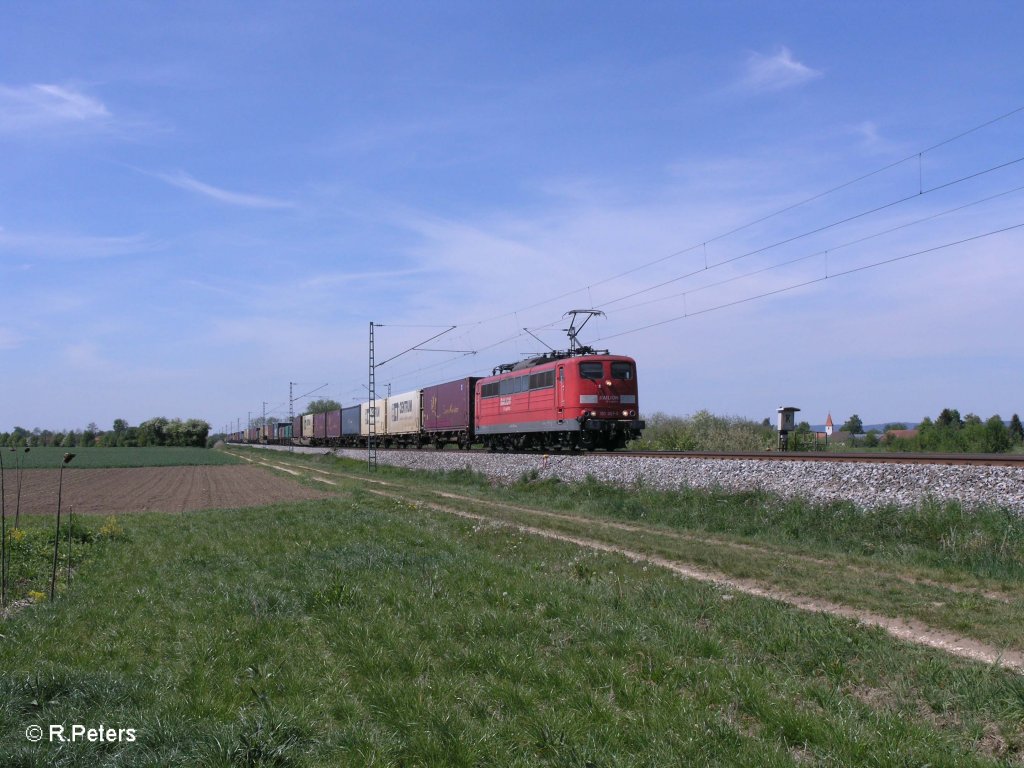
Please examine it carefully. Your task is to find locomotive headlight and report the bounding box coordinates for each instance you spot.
[605,380,612,387]
[630,409,636,417]
[622,409,629,417]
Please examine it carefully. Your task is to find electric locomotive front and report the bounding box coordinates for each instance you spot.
[474,353,644,451]
[563,354,644,450]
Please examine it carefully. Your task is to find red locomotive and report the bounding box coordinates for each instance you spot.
[472,309,643,451]
[474,352,643,451]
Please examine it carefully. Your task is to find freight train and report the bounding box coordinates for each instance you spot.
[230,349,645,452]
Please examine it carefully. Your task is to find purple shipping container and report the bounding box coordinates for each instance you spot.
[341,405,360,436]
[313,412,327,439]
[326,409,342,439]
[423,377,479,432]
[292,415,302,437]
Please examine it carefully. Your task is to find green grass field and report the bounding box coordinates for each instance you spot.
[1,446,242,469]
[1,451,1022,766]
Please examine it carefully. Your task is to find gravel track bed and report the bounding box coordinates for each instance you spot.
[267,446,1024,512]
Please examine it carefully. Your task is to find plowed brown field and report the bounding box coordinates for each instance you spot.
[1,466,335,515]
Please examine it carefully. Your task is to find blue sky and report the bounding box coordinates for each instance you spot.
[2,2,1022,433]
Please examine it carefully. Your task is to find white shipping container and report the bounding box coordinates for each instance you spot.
[302,414,314,437]
[359,399,387,437]
[386,390,421,435]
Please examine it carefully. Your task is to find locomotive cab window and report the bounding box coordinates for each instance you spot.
[579,362,604,380]
[611,362,634,380]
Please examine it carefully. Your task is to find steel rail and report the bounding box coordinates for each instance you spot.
[611,451,1024,467]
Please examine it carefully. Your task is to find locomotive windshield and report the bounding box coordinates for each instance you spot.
[611,362,634,380]
[579,362,603,380]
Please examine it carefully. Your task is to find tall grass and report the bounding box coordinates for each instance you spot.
[2,514,115,607]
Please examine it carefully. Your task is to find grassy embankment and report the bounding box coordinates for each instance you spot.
[243,449,1024,651]
[1,447,1022,765]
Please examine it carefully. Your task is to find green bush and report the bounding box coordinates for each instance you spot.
[630,410,775,452]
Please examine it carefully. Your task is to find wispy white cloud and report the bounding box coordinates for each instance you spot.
[849,120,904,156]
[0,83,111,133]
[739,47,822,92]
[0,228,153,260]
[156,170,296,209]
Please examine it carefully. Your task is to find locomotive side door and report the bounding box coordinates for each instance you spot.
[557,364,565,419]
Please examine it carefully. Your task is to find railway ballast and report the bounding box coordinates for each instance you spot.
[311,447,1024,512]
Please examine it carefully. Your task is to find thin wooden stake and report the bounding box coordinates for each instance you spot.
[67,506,73,588]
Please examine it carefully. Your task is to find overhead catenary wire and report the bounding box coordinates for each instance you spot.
[595,153,1024,311]
[375,326,457,368]
[594,221,1024,342]
[459,104,1024,328]
[608,181,1024,315]
[355,214,1020,390]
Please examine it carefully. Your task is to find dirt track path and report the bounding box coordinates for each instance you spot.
[242,452,1024,673]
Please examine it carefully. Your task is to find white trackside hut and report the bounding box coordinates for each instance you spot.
[777,406,800,450]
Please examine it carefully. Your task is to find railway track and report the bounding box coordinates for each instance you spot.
[613,450,1024,467]
[240,442,1024,468]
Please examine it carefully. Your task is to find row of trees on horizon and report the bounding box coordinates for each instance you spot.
[795,408,1024,453]
[0,418,211,449]
[636,408,1024,453]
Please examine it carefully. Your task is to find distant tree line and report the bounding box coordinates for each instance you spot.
[0,417,211,449]
[632,408,1023,454]
[881,408,1023,453]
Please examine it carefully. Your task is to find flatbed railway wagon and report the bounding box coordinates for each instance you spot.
[475,353,644,451]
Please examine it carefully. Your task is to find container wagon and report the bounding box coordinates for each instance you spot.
[422,377,478,449]
[341,405,361,446]
[360,399,387,443]
[385,390,423,447]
